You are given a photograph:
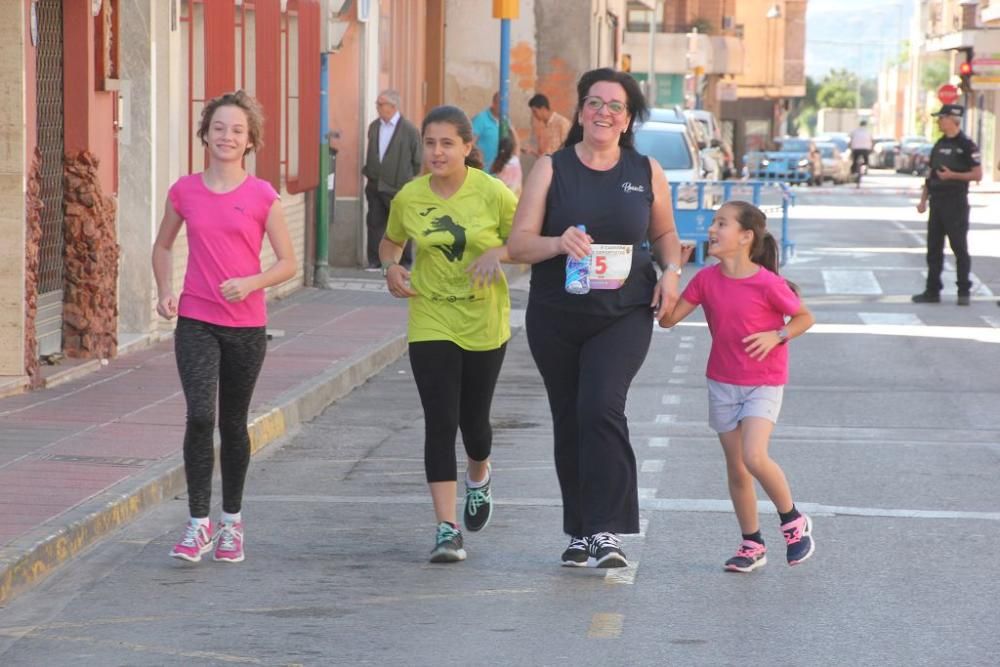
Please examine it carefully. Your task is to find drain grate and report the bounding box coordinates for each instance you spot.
[38,454,154,468]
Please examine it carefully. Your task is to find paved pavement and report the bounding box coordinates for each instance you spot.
[0,172,998,665]
[0,279,411,606]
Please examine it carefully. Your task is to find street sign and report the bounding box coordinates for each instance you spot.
[937,83,959,104]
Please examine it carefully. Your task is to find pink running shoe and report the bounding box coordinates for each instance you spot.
[170,520,213,562]
[781,514,815,565]
[213,522,245,563]
[724,539,767,573]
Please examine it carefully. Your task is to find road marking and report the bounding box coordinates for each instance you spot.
[661,394,680,405]
[667,378,685,385]
[822,270,883,295]
[982,316,1000,328]
[588,613,624,639]
[671,365,688,374]
[605,559,640,585]
[655,414,676,424]
[648,437,670,448]
[658,320,1000,343]
[641,459,664,473]
[245,495,1000,522]
[638,517,649,537]
[681,335,695,342]
[858,312,924,326]
[679,341,694,349]
[673,353,691,363]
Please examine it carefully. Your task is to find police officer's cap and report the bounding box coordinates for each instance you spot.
[931,104,964,118]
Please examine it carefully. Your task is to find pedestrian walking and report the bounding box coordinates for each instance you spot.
[471,92,501,173]
[911,104,982,306]
[152,90,296,564]
[658,201,816,573]
[526,93,572,157]
[363,89,423,270]
[379,105,518,563]
[508,68,683,569]
[490,123,523,197]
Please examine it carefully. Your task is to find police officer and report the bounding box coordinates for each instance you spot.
[912,104,982,306]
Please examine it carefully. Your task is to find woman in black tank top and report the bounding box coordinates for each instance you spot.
[508,68,683,568]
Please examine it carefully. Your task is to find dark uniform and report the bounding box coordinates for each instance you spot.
[923,130,980,296]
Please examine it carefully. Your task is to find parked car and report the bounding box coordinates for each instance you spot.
[684,109,734,178]
[815,141,850,184]
[895,140,932,174]
[645,107,722,180]
[912,144,933,177]
[743,137,814,184]
[871,140,899,169]
[634,120,703,184]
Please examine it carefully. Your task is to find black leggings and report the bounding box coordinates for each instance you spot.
[409,340,507,483]
[526,302,652,537]
[175,316,267,517]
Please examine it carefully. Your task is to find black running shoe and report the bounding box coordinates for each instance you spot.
[588,532,627,568]
[957,293,971,306]
[561,536,589,567]
[463,467,492,532]
[911,291,941,303]
[429,522,466,563]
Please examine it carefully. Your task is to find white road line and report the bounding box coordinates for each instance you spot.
[647,437,670,448]
[640,459,664,473]
[982,316,1000,328]
[246,495,1000,522]
[667,378,685,385]
[671,365,688,374]
[679,342,694,349]
[858,312,924,326]
[638,517,649,537]
[681,336,695,342]
[604,560,640,585]
[654,414,676,424]
[660,395,680,406]
[822,270,883,295]
[673,353,691,363]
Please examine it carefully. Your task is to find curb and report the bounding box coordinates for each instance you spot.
[0,333,407,607]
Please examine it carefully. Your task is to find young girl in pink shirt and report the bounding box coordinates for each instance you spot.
[659,201,815,573]
[152,91,296,564]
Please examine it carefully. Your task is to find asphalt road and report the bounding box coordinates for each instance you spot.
[1,172,998,666]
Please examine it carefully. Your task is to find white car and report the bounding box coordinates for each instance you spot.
[634,121,713,207]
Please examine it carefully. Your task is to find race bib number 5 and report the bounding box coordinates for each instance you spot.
[589,244,632,289]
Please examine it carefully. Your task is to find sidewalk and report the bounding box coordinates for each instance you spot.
[0,276,408,606]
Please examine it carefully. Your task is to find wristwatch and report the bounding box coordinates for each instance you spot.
[777,327,790,345]
[381,261,397,278]
[664,262,682,276]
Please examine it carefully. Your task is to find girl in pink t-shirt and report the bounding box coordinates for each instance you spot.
[659,201,815,573]
[152,91,296,564]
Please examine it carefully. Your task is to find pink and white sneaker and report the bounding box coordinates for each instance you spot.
[170,520,213,562]
[724,539,768,573]
[781,514,815,565]
[213,521,245,563]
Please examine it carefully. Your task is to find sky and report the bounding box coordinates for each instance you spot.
[806,0,915,80]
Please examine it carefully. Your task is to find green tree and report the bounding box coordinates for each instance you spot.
[816,69,860,108]
[921,57,950,91]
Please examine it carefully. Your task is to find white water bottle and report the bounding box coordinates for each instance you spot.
[565,225,591,295]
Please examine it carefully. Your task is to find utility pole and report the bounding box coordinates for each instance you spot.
[647,1,657,103]
[494,0,519,138]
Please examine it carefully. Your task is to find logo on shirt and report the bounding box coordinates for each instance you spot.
[420,206,467,262]
[621,181,645,194]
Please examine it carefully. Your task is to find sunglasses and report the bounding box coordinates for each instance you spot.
[582,96,628,115]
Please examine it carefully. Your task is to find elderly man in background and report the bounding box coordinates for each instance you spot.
[363,89,422,269]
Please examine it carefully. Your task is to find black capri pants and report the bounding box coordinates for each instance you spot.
[175,316,267,518]
[409,340,507,483]
[526,302,652,537]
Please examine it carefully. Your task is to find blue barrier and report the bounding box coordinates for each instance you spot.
[668,180,795,265]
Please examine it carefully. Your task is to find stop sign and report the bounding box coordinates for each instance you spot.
[938,84,959,104]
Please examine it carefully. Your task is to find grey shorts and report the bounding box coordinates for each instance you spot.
[707,380,784,433]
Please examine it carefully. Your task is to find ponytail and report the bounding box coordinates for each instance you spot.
[725,201,799,295]
[465,145,484,170]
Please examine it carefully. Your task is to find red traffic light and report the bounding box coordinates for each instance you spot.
[959,61,973,76]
